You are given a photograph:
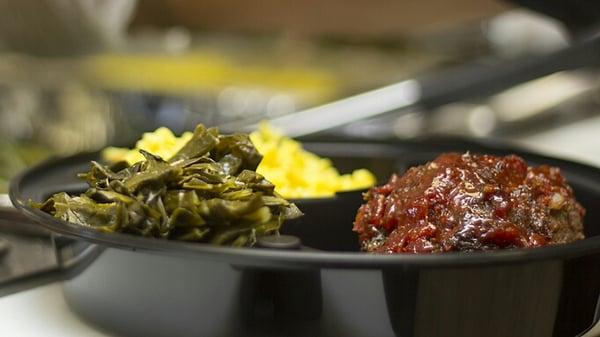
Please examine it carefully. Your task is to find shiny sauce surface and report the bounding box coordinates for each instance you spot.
[353,153,585,253]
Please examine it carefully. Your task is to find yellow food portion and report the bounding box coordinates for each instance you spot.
[102,123,376,199]
[81,53,339,104]
[103,127,192,165]
[249,123,375,198]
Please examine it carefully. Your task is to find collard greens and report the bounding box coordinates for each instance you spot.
[34,124,302,247]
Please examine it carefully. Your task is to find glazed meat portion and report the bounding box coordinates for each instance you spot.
[353,153,585,253]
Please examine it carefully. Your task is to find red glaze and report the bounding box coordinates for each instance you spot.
[353,153,585,254]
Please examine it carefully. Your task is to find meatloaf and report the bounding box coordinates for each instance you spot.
[353,153,585,253]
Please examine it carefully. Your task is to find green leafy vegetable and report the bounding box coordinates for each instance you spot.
[33,124,303,246]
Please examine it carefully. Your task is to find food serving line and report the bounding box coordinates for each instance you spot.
[2,2,600,335]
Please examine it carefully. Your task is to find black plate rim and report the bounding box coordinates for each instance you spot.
[9,139,600,269]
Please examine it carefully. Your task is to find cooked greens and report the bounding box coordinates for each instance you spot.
[34,124,302,247]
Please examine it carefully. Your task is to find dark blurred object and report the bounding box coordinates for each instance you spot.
[130,0,509,38]
[505,0,600,34]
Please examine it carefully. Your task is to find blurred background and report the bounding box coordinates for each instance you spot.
[1,0,600,192]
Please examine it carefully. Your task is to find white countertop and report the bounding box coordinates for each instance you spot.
[0,283,110,337]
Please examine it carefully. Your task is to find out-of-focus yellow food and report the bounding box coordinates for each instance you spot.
[102,123,376,199]
[103,127,192,165]
[249,123,375,198]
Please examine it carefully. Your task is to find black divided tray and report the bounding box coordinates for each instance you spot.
[9,138,600,265]
[7,138,600,337]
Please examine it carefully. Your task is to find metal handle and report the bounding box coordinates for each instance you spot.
[220,32,600,138]
[0,194,101,296]
[0,238,102,297]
